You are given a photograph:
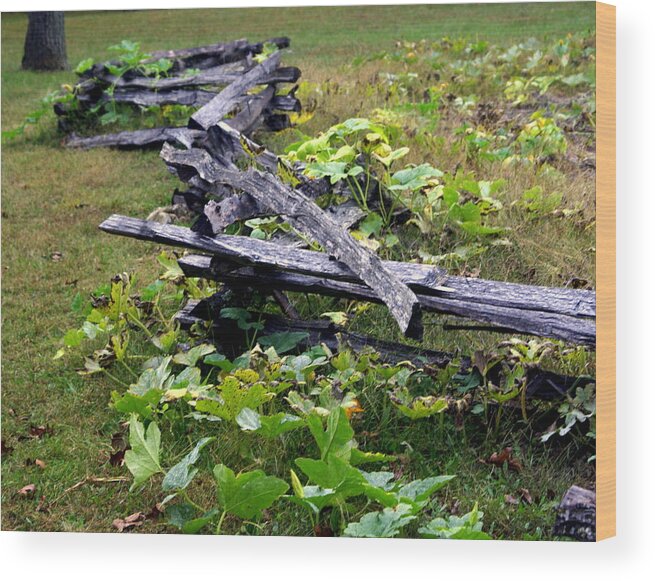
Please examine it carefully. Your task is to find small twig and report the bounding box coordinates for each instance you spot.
[51,476,128,505]
[271,289,300,320]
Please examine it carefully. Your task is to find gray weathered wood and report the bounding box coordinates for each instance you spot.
[146,37,290,70]
[62,90,287,150]
[98,214,591,320]
[178,254,595,346]
[64,127,204,150]
[99,214,445,289]
[156,146,425,338]
[553,485,596,541]
[110,87,217,108]
[83,59,251,91]
[226,85,276,134]
[189,52,282,130]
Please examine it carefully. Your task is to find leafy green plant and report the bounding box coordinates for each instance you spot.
[513,112,568,161]
[213,464,289,533]
[2,88,76,141]
[418,503,491,540]
[541,384,596,449]
[517,185,563,218]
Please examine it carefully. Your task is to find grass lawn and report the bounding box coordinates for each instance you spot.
[2,3,596,536]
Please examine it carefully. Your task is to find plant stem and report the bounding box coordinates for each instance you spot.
[102,368,130,389]
[128,312,153,339]
[215,510,228,535]
[180,490,207,514]
[119,359,139,379]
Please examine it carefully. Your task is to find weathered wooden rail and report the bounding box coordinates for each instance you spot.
[99,214,595,346]
[57,37,301,147]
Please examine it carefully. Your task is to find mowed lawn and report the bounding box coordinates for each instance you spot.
[1,3,595,533]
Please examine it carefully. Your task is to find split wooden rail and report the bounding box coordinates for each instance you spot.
[57,37,301,149]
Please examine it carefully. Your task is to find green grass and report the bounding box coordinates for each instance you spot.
[2,3,596,536]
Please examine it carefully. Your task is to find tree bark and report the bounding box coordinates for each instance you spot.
[22,12,69,71]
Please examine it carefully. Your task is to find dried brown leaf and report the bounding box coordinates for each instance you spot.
[483,447,522,472]
[28,425,53,439]
[518,488,533,504]
[18,484,36,496]
[112,511,146,532]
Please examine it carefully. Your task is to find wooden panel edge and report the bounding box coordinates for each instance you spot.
[595,0,616,541]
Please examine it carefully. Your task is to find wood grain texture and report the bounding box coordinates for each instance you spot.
[177,254,596,345]
[596,1,616,541]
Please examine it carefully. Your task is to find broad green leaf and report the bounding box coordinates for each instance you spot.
[258,331,309,354]
[162,437,214,491]
[235,407,262,431]
[358,212,384,237]
[307,407,354,460]
[196,376,273,421]
[295,454,365,500]
[169,366,202,391]
[344,504,416,538]
[258,413,305,439]
[74,57,94,74]
[397,475,455,503]
[374,146,410,167]
[112,389,162,419]
[204,353,234,372]
[130,356,173,396]
[173,343,215,367]
[157,252,184,281]
[64,328,85,348]
[418,503,491,540]
[389,164,443,192]
[350,448,396,466]
[286,486,338,512]
[140,279,165,301]
[166,504,218,534]
[124,415,162,491]
[389,388,449,420]
[213,464,289,520]
[360,471,395,490]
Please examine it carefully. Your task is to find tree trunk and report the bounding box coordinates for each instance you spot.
[22,12,69,71]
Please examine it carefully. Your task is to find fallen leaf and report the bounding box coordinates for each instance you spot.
[18,484,36,497]
[505,494,519,505]
[28,425,53,439]
[112,511,146,532]
[518,488,533,504]
[483,447,522,472]
[36,496,49,513]
[344,398,365,420]
[313,524,334,537]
